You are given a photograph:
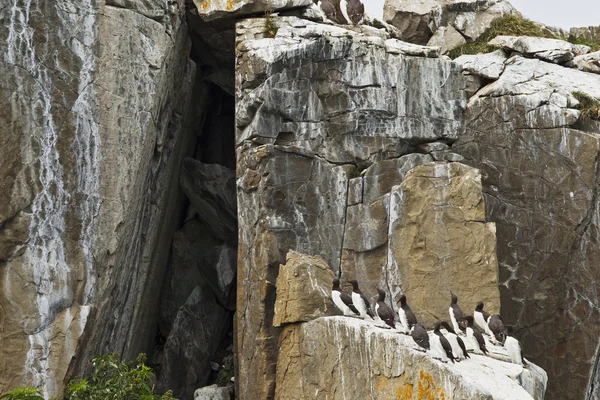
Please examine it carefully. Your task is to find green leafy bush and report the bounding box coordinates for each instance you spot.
[215,359,234,387]
[0,387,45,400]
[573,91,600,121]
[65,353,176,400]
[264,11,278,38]
[449,15,557,58]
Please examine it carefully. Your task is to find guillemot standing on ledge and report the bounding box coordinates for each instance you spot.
[505,325,528,366]
[349,280,374,319]
[432,322,455,363]
[375,288,396,328]
[440,321,469,360]
[411,323,430,351]
[474,301,493,336]
[449,291,467,334]
[339,0,364,25]
[332,279,359,316]
[398,295,417,333]
[465,315,488,355]
[488,314,507,344]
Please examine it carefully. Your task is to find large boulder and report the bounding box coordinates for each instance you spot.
[275,316,547,399]
[273,251,339,326]
[454,55,600,399]
[489,35,590,64]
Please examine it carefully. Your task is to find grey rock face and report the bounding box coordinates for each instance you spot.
[194,384,232,400]
[454,54,600,400]
[158,285,230,400]
[567,51,600,74]
[180,158,238,242]
[489,35,590,64]
[454,50,507,79]
[194,0,313,21]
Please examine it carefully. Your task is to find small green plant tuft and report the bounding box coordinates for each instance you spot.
[573,91,600,121]
[264,10,278,38]
[567,35,600,52]
[216,359,234,387]
[0,387,45,400]
[449,15,557,58]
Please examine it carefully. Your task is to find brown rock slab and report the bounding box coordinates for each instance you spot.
[273,251,339,326]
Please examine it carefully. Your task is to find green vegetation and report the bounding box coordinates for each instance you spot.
[0,387,46,400]
[567,35,600,52]
[215,358,234,387]
[572,91,600,121]
[449,15,557,58]
[2,354,176,400]
[264,11,278,38]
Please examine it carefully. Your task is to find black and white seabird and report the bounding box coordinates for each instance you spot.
[317,0,338,23]
[505,326,528,366]
[449,291,467,334]
[432,322,456,363]
[375,288,396,328]
[339,0,364,25]
[440,321,469,360]
[398,295,417,333]
[349,280,374,319]
[465,315,488,355]
[474,301,493,336]
[488,314,507,344]
[411,323,430,351]
[332,279,360,316]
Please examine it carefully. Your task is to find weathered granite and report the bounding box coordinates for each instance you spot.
[567,51,600,74]
[194,0,313,21]
[452,1,516,41]
[454,50,507,80]
[489,35,590,64]
[383,0,442,44]
[427,25,467,55]
[275,316,547,399]
[273,251,339,326]
[454,54,600,399]
[194,384,232,400]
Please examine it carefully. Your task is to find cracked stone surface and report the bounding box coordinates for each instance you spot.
[567,51,600,74]
[454,50,507,80]
[454,53,600,400]
[193,0,313,21]
[489,35,590,64]
[275,316,547,399]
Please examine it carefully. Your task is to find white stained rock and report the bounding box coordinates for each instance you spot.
[453,0,517,41]
[567,50,600,74]
[454,49,507,79]
[193,0,313,21]
[194,384,231,400]
[384,38,440,57]
[427,25,467,55]
[489,35,590,64]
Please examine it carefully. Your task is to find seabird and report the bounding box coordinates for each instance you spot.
[505,326,528,366]
[345,0,365,25]
[318,0,338,23]
[465,316,488,355]
[488,314,507,344]
[440,321,469,360]
[349,280,374,319]
[449,291,467,334]
[474,301,493,336]
[432,322,456,363]
[375,288,396,328]
[331,279,359,316]
[411,323,430,351]
[398,295,417,333]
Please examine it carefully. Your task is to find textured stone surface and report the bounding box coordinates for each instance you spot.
[454,50,507,79]
[194,384,232,400]
[489,35,590,64]
[567,51,600,74]
[452,1,516,40]
[383,0,442,44]
[157,285,230,399]
[454,54,600,400]
[194,0,312,21]
[0,0,198,395]
[388,162,500,326]
[275,317,547,399]
[427,25,467,55]
[273,251,339,326]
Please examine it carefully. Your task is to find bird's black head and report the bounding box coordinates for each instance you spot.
[399,295,407,305]
[349,279,359,290]
[475,301,484,311]
[450,291,458,305]
[464,315,474,325]
[332,279,341,290]
[440,320,455,334]
[376,287,386,301]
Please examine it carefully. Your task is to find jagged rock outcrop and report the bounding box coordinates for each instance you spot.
[488,35,590,64]
[276,317,547,400]
[454,43,600,399]
[0,0,202,395]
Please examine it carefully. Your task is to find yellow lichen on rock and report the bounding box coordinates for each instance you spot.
[417,370,447,400]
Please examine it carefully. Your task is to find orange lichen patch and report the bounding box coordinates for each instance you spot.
[200,0,209,11]
[226,0,235,10]
[375,375,414,399]
[395,383,414,399]
[417,370,447,400]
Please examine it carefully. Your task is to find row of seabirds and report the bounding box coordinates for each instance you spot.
[332,279,528,366]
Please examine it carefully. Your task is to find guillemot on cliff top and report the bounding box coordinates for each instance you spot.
[349,280,374,319]
[465,315,488,355]
[332,279,360,316]
[432,322,456,363]
[316,0,338,23]
[488,314,507,344]
[505,325,528,366]
[411,323,430,351]
[398,295,417,333]
[449,291,467,334]
[339,0,364,25]
[474,301,493,336]
[440,320,469,360]
[375,288,396,328]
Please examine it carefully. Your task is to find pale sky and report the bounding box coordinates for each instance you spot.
[364,0,599,30]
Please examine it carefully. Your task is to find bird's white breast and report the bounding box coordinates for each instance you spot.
[505,336,523,365]
[430,334,448,361]
[352,292,367,317]
[332,290,350,315]
[449,307,460,333]
[445,331,465,359]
